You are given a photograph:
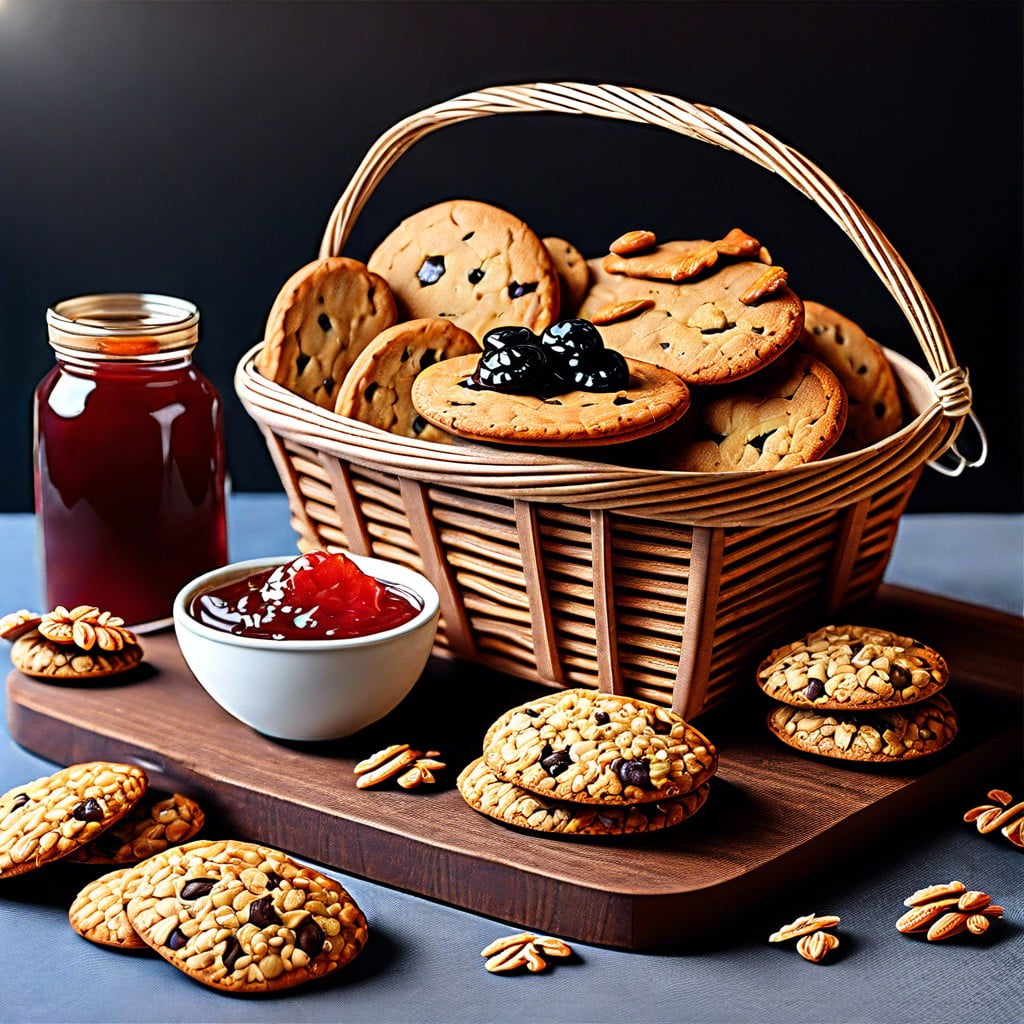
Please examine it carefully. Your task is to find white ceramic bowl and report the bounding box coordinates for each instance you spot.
[172,553,440,741]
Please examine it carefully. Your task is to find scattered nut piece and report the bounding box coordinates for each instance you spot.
[38,606,136,652]
[354,746,445,790]
[796,930,839,963]
[480,932,572,973]
[964,788,1024,848]
[768,912,841,943]
[590,298,655,326]
[0,610,42,642]
[897,882,1002,940]
[739,265,789,305]
[609,229,657,255]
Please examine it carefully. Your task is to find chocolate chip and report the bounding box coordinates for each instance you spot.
[295,916,326,956]
[462,231,475,241]
[751,326,765,334]
[420,349,438,370]
[72,798,103,822]
[857,364,868,374]
[468,268,484,284]
[614,757,652,790]
[594,711,609,725]
[543,399,563,406]
[181,878,218,900]
[874,402,887,419]
[539,743,572,777]
[166,927,188,950]
[265,872,284,889]
[525,708,540,718]
[889,664,911,688]
[417,256,446,286]
[834,330,845,345]
[295,353,310,375]
[659,342,671,350]
[364,382,379,402]
[508,281,538,299]
[412,416,429,435]
[322,377,335,396]
[221,936,243,972]
[247,894,280,928]
[400,347,410,362]
[652,717,672,735]
[10,793,28,810]
[613,396,632,405]
[803,679,825,701]
[317,313,332,332]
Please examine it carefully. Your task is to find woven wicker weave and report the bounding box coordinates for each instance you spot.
[236,83,981,718]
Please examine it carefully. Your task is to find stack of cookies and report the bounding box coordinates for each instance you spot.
[457,688,718,838]
[757,625,958,764]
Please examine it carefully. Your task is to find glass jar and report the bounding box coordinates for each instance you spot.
[34,293,228,628]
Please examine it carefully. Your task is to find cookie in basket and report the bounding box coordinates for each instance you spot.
[543,236,591,316]
[257,256,398,409]
[481,688,718,805]
[335,317,480,443]
[577,231,803,384]
[367,199,560,339]
[124,838,368,993]
[458,758,710,837]
[757,625,948,711]
[799,300,904,451]
[656,347,847,471]
[767,694,958,763]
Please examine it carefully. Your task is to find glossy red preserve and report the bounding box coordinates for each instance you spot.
[189,551,423,640]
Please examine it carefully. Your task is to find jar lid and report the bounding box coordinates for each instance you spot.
[46,293,199,357]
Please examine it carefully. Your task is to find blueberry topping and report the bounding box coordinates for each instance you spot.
[569,349,629,392]
[508,280,538,299]
[481,325,535,353]
[594,711,610,725]
[417,256,446,286]
[802,679,825,701]
[613,757,652,790]
[472,344,547,392]
[166,927,188,951]
[539,743,572,777]
[72,798,103,822]
[539,319,603,362]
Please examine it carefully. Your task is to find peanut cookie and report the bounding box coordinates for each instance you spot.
[367,199,559,340]
[799,300,903,451]
[68,790,205,864]
[458,758,710,836]
[481,688,717,805]
[256,256,398,409]
[69,867,148,949]
[757,625,948,710]
[0,762,148,877]
[767,695,958,763]
[657,348,847,471]
[411,353,690,447]
[543,236,591,316]
[334,317,480,443]
[124,838,368,994]
[10,630,143,679]
[578,246,803,384]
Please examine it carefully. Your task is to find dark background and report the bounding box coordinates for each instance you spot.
[1,0,1020,514]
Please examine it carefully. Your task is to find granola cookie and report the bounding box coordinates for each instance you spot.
[256,256,398,409]
[481,688,717,805]
[334,317,480,442]
[411,353,690,447]
[543,236,591,316]
[656,347,847,471]
[0,762,148,877]
[578,241,803,384]
[368,199,560,340]
[124,838,368,994]
[69,867,148,949]
[757,625,948,710]
[67,790,205,864]
[799,300,903,451]
[458,758,710,836]
[767,695,958,763]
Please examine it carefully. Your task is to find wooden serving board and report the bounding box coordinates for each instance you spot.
[7,585,1021,950]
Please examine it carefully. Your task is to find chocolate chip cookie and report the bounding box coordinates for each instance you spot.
[481,688,717,805]
[257,256,398,409]
[368,199,560,340]
[334,317,480,442]
[543,236,591,316]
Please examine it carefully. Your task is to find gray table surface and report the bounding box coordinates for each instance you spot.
[1,495,1021,1024]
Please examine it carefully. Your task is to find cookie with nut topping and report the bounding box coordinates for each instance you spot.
[757,625,948,710]
[124,838,368,993]
[481,688,717,805]
[767,694,958,763]
[69,867,148,949]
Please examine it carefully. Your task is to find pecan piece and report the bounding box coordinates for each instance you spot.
[739,265,789,305]
[354,745,445,790]
[769,913,841,943]
[590,299,654,326]
[796,930,839,963]
[480,932,572,974]
[898,883,1002,941]
[964,788,1024,847]
[609,229,657,255]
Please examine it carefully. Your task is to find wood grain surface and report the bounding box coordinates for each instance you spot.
[7,585,1020,949]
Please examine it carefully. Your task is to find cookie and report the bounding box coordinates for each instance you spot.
[543,236,591,316]
[124,839,368,993]
[256,256,398,409]
[481,688,717,805]
[69,868,148,949]
[411,353,691,447]
[334,317,480,443]
[578,247,803,384]
[10,631,143,679]
[799,300,903,451]
[367,199,560,340]
[658,348,847,471]
[0,762,148,877]
[757,625,948,710]
[601,228,768,282]
[67,790,205,864]
[767,695,958,763]
[458,758,710,837]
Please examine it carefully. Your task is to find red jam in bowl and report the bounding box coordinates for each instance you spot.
[189,551,423,641]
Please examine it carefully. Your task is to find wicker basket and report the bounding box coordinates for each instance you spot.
[235,82,982,720]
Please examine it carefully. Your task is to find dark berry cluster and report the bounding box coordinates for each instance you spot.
[470,319,630,398]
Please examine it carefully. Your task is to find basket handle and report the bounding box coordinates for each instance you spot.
[319,82,976,434]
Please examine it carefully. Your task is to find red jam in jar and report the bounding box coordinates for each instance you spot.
[190,551,423,640]
[34,294,227,627]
